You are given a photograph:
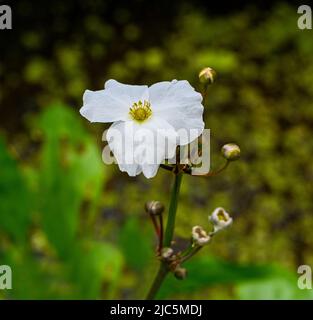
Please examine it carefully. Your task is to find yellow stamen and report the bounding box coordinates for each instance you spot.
[129,100,152,122]
[217,209,228,222]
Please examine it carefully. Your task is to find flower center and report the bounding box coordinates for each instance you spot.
[129,100,152,122]
[194,226,208,239]
[217,209,228,222]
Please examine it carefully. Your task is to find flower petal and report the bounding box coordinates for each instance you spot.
[106,121,142,176]
[80,89,130,123]
[106,117,177,178]
[140,116,178,161]
[80,80,149,123]
[141,164,160,179]
[149,80,204,145]
[105,79,149,107]
[149,80,202,111]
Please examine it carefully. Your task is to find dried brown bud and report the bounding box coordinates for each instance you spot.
[145,201,165,215]
[174,267,187,280]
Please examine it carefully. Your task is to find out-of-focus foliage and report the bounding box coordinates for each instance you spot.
[1,105,124,299]
[236,276,313,300]
[0,137,31,242]
[158,256,313,300]
[1,2,313,299]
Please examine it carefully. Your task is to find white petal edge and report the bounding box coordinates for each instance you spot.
[149,80,204,145]
[104,79,149,108]
[80,89,129,123]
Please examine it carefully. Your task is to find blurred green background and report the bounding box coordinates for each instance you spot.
[1,0,313,299]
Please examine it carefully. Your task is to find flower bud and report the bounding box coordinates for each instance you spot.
[174,267,187,280]
[161,247,174,260]
[221,143,240,161]
[209,207,233,232]
[145,201,164,215]
[192,226,210,246]
[199,67,216,85]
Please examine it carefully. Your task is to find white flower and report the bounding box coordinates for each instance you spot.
[192,226,211,246]
[80,79,204,178]
[209,207,233,232]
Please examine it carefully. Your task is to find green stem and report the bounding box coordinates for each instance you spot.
[180,246,202,264]
[145,262,168,300]
[145,172,183,300]
[164,173,183,247]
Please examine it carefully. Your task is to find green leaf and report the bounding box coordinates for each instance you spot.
[119,218,153,272]
[36,104,107,257]
[68,241,124,299]
[0,137,32,242]
[236,276,313,300]
[157,255,278,299]
[1,247,50,299]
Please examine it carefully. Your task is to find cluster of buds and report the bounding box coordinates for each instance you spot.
[160,247,187,280]
[145,68,238,287]
[146,203,233,282]
[192,207,233,247]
